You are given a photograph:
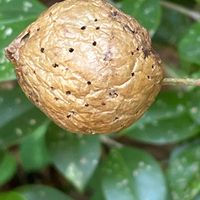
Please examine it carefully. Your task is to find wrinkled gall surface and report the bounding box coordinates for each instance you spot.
[5,0,164,134]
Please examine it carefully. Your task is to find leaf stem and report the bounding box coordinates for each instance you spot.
[160,0,200,21]
[163,78,200,87]
[100,136,123,148]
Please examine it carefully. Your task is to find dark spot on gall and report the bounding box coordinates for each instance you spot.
[96,27,100,30]
[101,102,106,106]
[40,48,45,53]
[33,70,36,74]
[142,47,151,59]
[147,75,151,79]
[81,26,86,30]
[109,89,118,98]
[52,63,59,68]
[152,65,155,69]
[136,47,139,51]
[115,117,119,120]
[87,81,91,85]
[112,11,118,16]
[37,28,40,31]
[54,97,59,101]
[67,111,75,118]
[94,18,98,22]
[50,86,54,90]
[66,91,71,95]
[85,103,89,107]
[92,41,97,46]
[131,51,134,55]
[131,72,135,77]
[69,48,74,53]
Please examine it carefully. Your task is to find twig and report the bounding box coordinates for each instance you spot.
[163,78,200,87]
[100,136,123,148]
[160,0,200,21]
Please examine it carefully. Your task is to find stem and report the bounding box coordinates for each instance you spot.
[100,136,123,148]
[163,78,200,87]
[160,0,200,21]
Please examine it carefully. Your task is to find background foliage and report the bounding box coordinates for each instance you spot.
[0,0,200,199]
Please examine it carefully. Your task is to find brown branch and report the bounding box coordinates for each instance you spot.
[163,78,200,87]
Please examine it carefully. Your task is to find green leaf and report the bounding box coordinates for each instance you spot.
[19,121,50,172]
[46,123,101,192]
[0,151,16,186]
[187,88,200,125]
[0,86,32,127]
[17,185,72,200]
[0,185,72,200]
[121,90,199,144]
[154,8,191,45]
[0,0,45,19]
[120,0,161,35]
[168,141,200,200]
[0,85,47,148]
[88,167,106,200]
[90,184,105,200]
[195,194,200,200]
[0,19,34,82]
[0,0,46,82]
[179,22,200,65]
[0,192,25,200]
[102,147,167,200]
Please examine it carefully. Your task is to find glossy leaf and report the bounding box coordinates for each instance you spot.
[0,151,16,186]
[46,124,101,191]
[187,88,200,125]
[121,90,200,144]
[0,192,25,200]
[0,0,46,82]
[0,86,47,148]
[90,185,105,200]
[179,22,200,65]
[102,147,167,200]
[168,142,200,200]
[19,121,50,172]
[0,19,34,82]
[0,0,45,19]
[17,185,72,200]
[89,167,106,200]
[120,0,161,35]
[154,8,191,45]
